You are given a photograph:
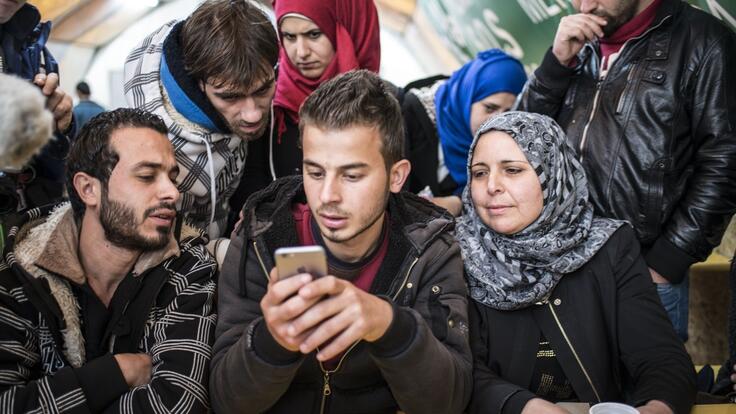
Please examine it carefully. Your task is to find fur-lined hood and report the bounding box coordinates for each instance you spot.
[3,203,201,367]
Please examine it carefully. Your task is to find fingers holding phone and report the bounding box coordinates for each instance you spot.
[260,269,315,351]
[260,246,329,351]
[293,277,394,361]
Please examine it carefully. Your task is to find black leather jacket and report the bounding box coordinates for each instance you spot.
[517,0,736,283]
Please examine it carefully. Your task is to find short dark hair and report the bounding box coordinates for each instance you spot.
[181,0,278,89]
[299,70,404,169]
[65,108,168,220]
[76,81,90,95]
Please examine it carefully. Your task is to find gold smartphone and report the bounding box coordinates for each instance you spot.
[274,245,328,280]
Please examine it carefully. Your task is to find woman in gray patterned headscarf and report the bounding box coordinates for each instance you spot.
[460,112,695,414]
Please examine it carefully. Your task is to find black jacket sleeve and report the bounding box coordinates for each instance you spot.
[612,226,696,413]
[467,302,537,414]
[645,29,736,282]
[515,47,577,118]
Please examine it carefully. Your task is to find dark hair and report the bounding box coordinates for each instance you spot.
[181,0,278,89]
[65,108,168,220]
[76,81,90,95]
[299,70,404,169]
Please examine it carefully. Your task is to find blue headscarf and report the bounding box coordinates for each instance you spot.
[434,49,527,193]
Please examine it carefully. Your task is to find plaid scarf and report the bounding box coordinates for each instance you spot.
[124,21,249,237]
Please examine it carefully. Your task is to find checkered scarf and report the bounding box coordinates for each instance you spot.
[456,111,623,310]
[124,21,249,237]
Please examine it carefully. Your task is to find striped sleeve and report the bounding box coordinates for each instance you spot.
[106,243,217,414]
[0,275,90,413]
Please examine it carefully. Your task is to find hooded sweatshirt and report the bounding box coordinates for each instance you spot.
[124,20,257,238]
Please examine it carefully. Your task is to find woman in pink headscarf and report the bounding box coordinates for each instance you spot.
[269,0,381,177]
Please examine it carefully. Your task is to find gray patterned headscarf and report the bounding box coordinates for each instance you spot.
[455,111,624,310]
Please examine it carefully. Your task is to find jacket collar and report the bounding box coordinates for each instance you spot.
[10,203,180,286]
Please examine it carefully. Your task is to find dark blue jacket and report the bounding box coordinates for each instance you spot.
[1,4,73,206]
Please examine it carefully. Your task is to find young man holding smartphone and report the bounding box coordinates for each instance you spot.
[210,70,472,414]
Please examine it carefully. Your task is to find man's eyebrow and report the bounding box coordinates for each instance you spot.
[337,163,369,171]
[303,159,323,169]
[250,77,275,94]
[132,161,179,174]
[302,160,369,171]
[132,161,163,170]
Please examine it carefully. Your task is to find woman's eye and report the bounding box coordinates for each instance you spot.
[308,31,322,39]
[506,168,522,175]
[472,170,488,179]
[282,33,295,41]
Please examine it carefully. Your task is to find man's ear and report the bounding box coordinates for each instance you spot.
[388,159,411,193]
[73,172,102,210]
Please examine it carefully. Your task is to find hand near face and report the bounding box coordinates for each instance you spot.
[33,73,73,132]
[260,268,394,361]
[552,14,607,66]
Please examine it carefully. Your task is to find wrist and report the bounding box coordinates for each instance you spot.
[638,400,673,414]
[364,297,394,342]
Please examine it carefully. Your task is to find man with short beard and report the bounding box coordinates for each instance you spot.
[517,0,736,341]
[125,0,279,238]
[0,108,218,413]
[210,70,472,414]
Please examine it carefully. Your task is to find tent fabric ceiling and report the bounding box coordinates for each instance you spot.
[32,0,414,49]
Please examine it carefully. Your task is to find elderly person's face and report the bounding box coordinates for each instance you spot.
[469,130,543,235]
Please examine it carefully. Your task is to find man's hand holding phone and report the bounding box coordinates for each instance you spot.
[260,246,394,361]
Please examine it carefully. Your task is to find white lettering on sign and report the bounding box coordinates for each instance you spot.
[423,0,525,62]
[517,0,567,24]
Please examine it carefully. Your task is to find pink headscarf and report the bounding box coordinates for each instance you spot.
[272,0,381,139]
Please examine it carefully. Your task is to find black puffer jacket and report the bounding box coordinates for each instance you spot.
[468,225,696,414]
[517,0,736,283]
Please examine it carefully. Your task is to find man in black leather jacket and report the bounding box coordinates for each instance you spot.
[517,0,736,340]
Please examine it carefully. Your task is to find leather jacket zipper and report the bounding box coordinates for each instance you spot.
[615,61,640,114]
[317,256,419,414]
[578,80,602,162]
[547,301,602,403]
[578,15,671,161]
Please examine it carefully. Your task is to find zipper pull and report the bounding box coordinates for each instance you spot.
[323,373,331,396]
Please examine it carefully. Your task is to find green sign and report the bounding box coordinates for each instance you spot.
[420,0,736,70]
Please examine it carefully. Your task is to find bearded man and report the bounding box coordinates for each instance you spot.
[0,108,218,413]
[517,0,736,340]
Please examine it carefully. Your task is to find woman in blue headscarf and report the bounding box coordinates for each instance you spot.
[402,48,527,215]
